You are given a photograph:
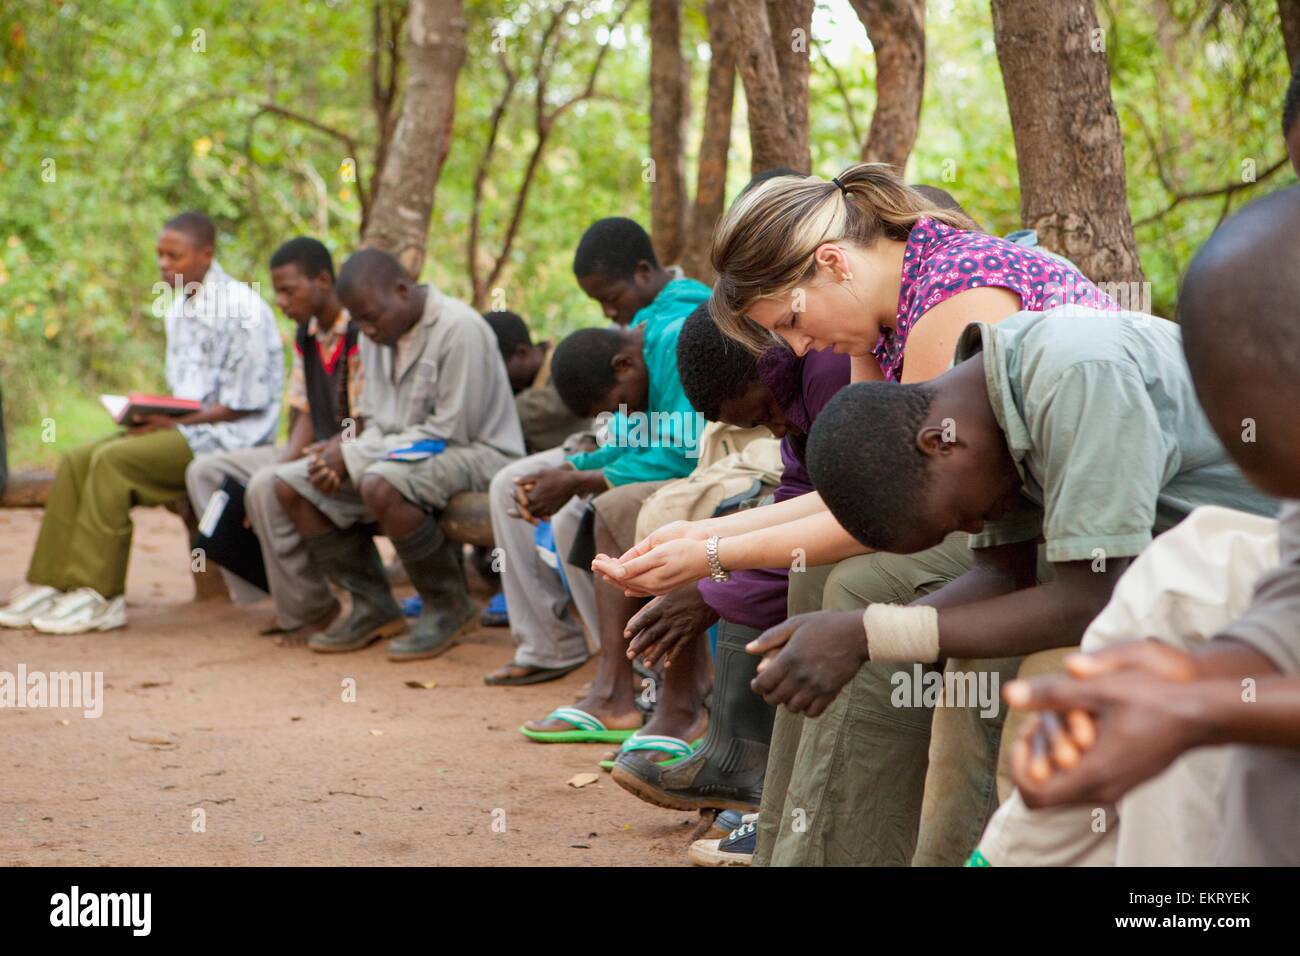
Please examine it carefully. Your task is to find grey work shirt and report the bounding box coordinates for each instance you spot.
[339,285,526,480]
[957,308,1277,563]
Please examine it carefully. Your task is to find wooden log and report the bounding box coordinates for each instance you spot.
[0,470,54,508]
[3,471,497,550]
[439,491,494,548]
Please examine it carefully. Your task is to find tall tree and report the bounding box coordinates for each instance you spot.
[362,0,467,276]
[850,0,926,170]
[1280,0,1300,70]
[680,0,736,282]
[725,0,812,174]
[649,0,691,267]
[465,1,631,309]
[991,0,1145,287]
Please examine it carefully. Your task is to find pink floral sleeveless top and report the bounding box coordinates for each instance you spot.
[874,216,1116,382]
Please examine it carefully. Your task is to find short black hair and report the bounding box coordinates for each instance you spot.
[270,236,335,280]
[807,381,935,551]
[676,305,759,420]
[336,247,412,300]
[1284,58,1300,138]
[572,217,658,280]
[550,327,627,417]
[1180,183,1300,388]
[741,166,801,195]
[164,210,216,249]
[482,310,532,361]
[911,184,965,214]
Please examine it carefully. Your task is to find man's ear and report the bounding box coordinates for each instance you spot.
[610,351,637,377]
[633,260,657,284]
[915,424,959,460]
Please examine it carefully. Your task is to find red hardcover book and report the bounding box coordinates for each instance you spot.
[100,393,202,425]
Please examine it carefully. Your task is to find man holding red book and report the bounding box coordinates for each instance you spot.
[0,211,283,634]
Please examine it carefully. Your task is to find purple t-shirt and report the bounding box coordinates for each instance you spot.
[874,217,1115,382]
[697,347,851,630]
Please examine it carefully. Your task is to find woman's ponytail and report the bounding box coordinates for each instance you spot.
[709,163,978,354]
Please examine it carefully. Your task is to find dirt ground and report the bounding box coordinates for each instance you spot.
[0,507,706,866]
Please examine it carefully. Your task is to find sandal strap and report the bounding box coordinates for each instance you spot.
[620,733,694,759]
[545,706,607,732]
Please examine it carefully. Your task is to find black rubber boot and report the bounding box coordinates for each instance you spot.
[612,621,774,812]
[386,516,477,661]
[305,527,406,653]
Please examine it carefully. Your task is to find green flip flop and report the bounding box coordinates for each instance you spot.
[598,733,702,772]
[519,706,640,744]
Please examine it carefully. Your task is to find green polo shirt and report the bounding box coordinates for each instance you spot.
[956,308,1277,563]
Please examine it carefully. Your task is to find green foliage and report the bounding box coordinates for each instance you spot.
[1,0,1294,470]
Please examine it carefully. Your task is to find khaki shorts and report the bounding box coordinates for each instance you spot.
[273,443,512,529]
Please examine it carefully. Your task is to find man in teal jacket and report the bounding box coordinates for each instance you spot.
[485,217,709,687]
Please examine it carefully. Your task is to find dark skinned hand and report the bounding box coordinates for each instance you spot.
[511,477,538,524]
[305,437,346,495]
[126,413,177,436]
[624,584,720,668]
[1007,640,1203,809]
[519,467,578,521]
[747,610,869,717]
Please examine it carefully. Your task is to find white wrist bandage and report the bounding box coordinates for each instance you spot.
[862,604,941,663]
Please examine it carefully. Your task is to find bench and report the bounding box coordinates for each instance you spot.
[0,470,493,601]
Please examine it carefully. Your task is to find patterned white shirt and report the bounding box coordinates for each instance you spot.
[163,259,283,455]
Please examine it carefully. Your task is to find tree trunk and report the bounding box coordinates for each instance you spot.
[766,0,814,171]
[725,0,810,174]
[361,0,467,277]
[1280,0,1300,70]
[991,0,1145,288]
[649,0,691,267]
[850,0,926,170]
[680,0,736,282]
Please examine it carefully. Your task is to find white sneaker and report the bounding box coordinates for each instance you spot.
[0,584,63,628]
[30,588,127,634]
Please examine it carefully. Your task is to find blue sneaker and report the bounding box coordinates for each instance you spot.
[688,814,756,866]
[480,591,509,627]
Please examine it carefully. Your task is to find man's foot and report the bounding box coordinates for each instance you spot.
[0,584,63,628]
[522,695,642,735]
[688,814,757,867]
[483,659,587,687]
[30,588,127,634]
[609,724,764,813]
[308,607,406,653]
[260,603,342,647]
[386,595,477,661]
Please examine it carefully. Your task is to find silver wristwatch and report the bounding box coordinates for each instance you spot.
[705,534,730,582]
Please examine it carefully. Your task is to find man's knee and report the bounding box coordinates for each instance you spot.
[359,472,407,519]
[273,475,303,512]
[824,553,906,611]
[184,455,219,502]
[86,439,133,478]
[244,466,277,523]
